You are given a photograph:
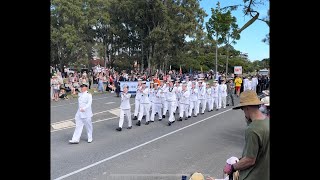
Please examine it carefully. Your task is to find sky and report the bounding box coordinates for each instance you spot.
[199,0,269,61]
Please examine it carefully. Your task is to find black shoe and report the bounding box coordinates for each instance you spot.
[201,113,204,115]
[172,120,175,123]
[178,117,182,121]
[145,121,149,125]
[142,115,146,119]
[133,116,137,120]
[173,113,175,115]
[188,116,191,118]
[162,115,165,118]
[193,115,197,117]
[136,121,141,126]
[168,122,172,126]
[185,117,188,120]
[226,104,230,106]
[216,109,219,111]
[127,126,132,129]
[116,127,122,131]
[149,121,154,123]
[158,119,162,121]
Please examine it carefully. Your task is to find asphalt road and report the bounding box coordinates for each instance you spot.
[51,92,246,180]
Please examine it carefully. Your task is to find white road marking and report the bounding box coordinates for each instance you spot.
[51,103,134,126]
[109,108,120,117]
[51,97,112,108]
[53,108,232,180]
[51,121,75,130]
[51,117,118,132]
[105,102,115,104]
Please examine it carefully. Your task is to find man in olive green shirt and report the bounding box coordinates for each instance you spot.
[224,90,269,180]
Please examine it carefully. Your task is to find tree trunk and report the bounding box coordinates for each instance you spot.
[215,33,218,78]
[148,44,152,76]
[141,43,144,73]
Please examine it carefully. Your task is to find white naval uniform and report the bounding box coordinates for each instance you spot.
[150,88,163,121]
[243,78,248,91]
[175,84,182,111]
[218,84,227,108]
[164,86,177,122]
[252,77,258,91]
[119,92,132,128]
[161,85,169,116]
[211,85,219,110]
[138,88,151,122]
[197,86,206,113]
[188,87,199,116]
[244,80,253,91]
[71,91,93,142]
[206,87,213,111]
[179,89,190,118]
[187,81,192,90]
[134,85,142,117]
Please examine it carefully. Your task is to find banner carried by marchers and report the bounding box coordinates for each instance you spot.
[234,66,242,74]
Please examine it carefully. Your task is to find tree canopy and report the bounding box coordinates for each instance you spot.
[51,0,269,74]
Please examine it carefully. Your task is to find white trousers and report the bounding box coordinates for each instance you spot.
[179,103,189,118]
[167,101,176,122]
[207,98,213,111]
[212,97,219,109]
[134,99,140,117]
[162,100,168,116]
[71,114,93,142]
[119,109,132,128]
[219,96,227,108]
[198,99,206,113]
[189,100,199,116]
[150,103,162,121]
[138,103,151,122]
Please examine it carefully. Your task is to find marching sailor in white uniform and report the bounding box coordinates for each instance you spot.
[116,84,132,131]
[150,82,163,122]
[211,80,219,111]
[197,79,206,114]
[136,81,151,126]
[164,80,178,126]
[188,81,199,117]
[178,82,190,121]
[69,83,93,144]
[133,79,143,120]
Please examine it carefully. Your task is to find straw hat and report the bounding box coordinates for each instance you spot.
[233,90,263,110]
[189,172,204,180]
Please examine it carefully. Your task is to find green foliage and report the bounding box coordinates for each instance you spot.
[51,0,268,74]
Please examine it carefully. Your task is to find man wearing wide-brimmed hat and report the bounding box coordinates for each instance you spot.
[223,90,269,180]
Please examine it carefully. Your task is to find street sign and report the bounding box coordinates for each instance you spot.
[234,66,242,74]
